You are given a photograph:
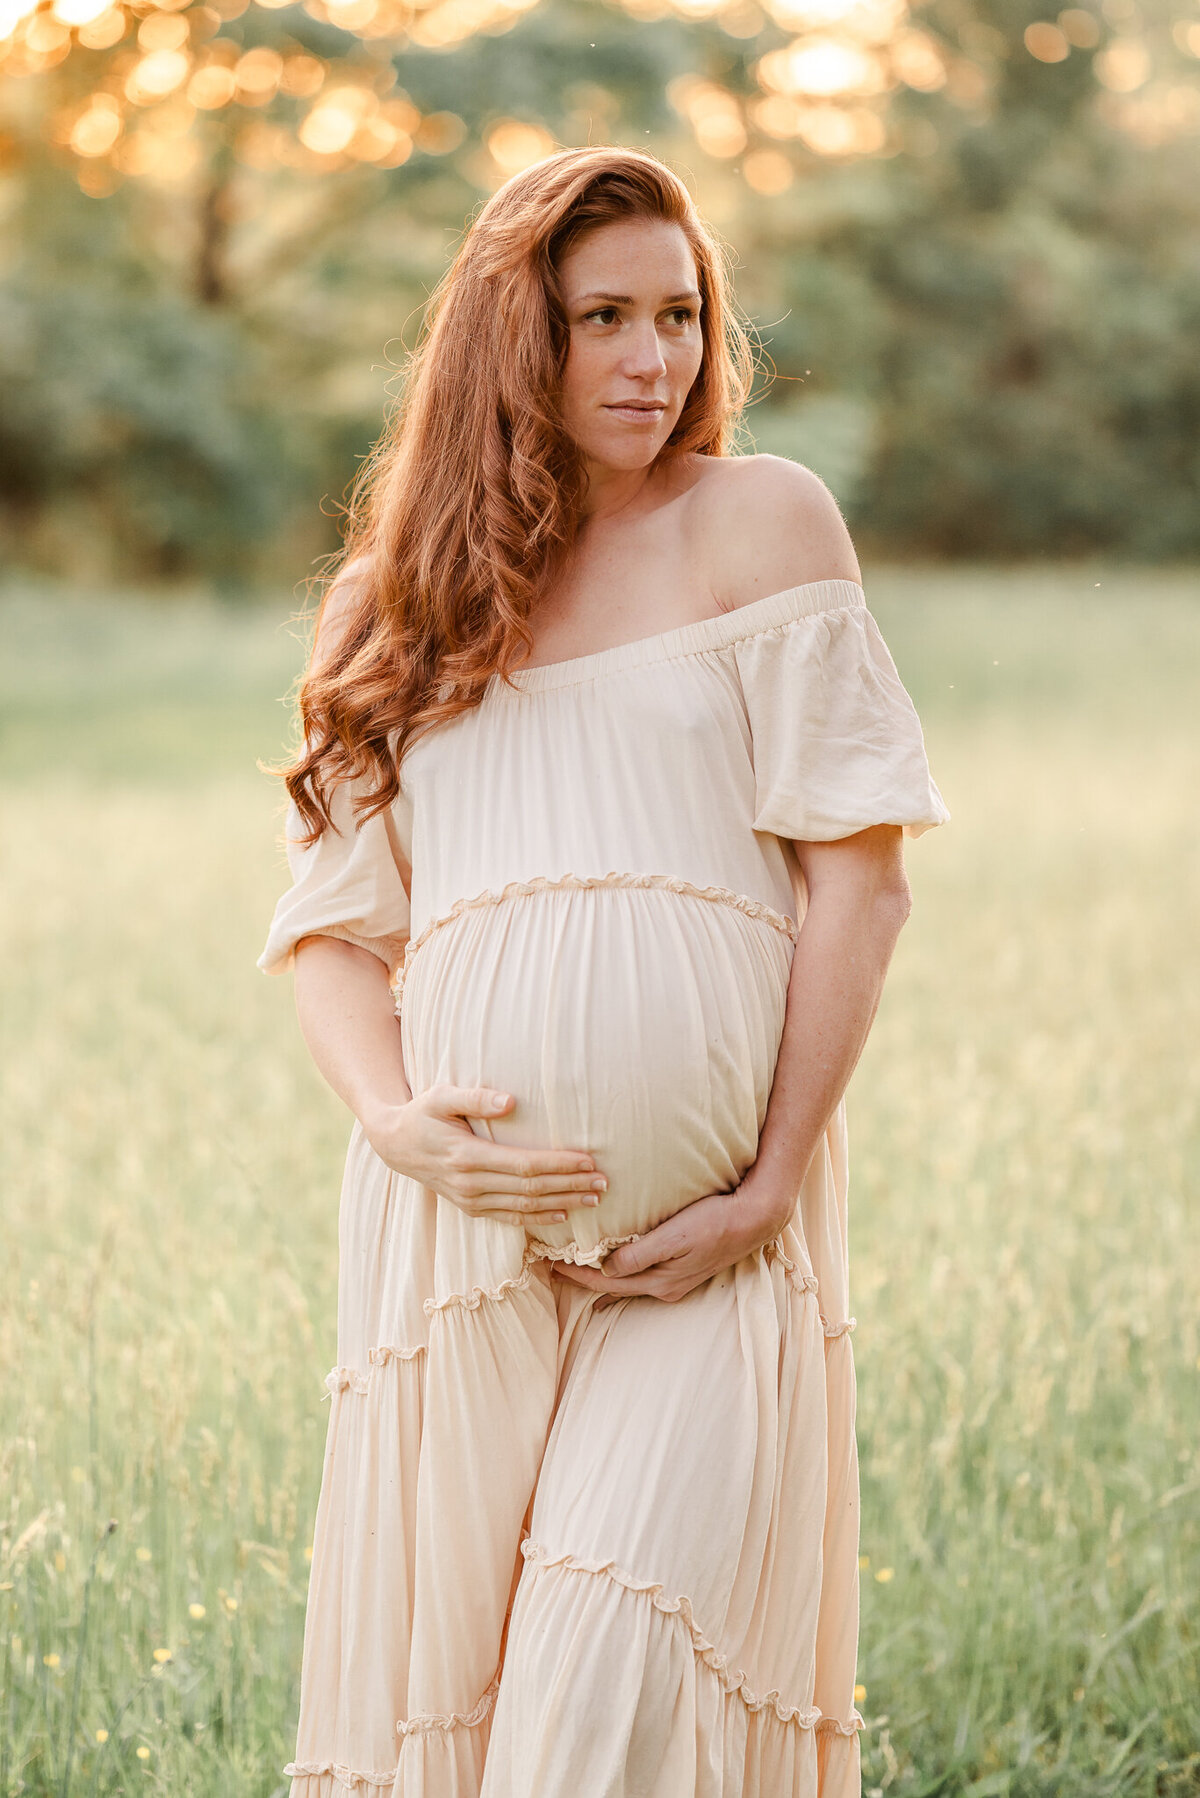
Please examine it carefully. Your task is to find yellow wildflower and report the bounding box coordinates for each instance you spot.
[43,1652,61,1668]
[189,1603,206,1620]
[152,1648,172,1663]
[54,1552,66,1572]
[136,1745,151,1760]
[854,1684,867,1704]
[135,1547,152,1564]
[95,1729,109,1744]
[874,1567,895,1583]
[858,1554,869,1570]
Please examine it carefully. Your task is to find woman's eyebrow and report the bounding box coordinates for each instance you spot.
[573,289,702,306]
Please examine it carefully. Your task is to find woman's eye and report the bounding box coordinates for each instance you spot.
[667,308,696,327]
[586,308,618,326]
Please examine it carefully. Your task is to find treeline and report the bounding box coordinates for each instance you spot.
[1,0,1197,583]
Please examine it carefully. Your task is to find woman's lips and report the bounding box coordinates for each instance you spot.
[604,403,667,424]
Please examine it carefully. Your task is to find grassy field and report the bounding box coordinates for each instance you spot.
[1,567,1198,1797]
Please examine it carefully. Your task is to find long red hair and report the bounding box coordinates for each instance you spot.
[282,144,755,841]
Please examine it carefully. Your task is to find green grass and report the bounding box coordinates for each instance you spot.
[1,567,1198,1797]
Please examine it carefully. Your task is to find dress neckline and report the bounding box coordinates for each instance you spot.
[494,578,867,694]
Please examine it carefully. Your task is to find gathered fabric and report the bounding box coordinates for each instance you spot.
[260,579,948,1797]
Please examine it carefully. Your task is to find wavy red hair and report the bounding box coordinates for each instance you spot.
[281,144,755,841]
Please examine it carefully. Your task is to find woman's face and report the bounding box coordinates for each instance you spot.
[556,217,704,477]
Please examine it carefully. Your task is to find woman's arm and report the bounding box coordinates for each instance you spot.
[743,824,911,1220]
[293,932,413,1117]
[557,823,911,1302]
[292,933,609,1227]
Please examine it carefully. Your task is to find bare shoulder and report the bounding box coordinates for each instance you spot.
[686,453,862,611]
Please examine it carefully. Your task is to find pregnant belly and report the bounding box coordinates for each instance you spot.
[398,880,795,1264]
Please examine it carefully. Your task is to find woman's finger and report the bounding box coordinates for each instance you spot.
[470,1198,573,1224]
[563,1265,707,1306]
[555,1261,667,1297]
[431,1087,600,1176]
[469,1207,564,1229]
[456,1165,607,1203]
[602,1231,683,1278]
[428,1083,516,1122]
[440,1129,606,1190]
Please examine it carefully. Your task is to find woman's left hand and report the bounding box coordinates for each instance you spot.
[553,1180,791,1305]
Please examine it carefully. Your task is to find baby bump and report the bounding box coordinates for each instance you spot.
[397,880,795,1264]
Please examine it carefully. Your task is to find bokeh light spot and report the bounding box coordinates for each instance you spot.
[1094,35,1150,88]
[743,145,793,190]
[1025,21,1070,61]
[758,35,888,98]
[486,118,556,173]
[1059,7,1100,46]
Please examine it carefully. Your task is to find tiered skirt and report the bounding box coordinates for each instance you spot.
[283,1106,864,1798]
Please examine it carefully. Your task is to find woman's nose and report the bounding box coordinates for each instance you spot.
[619,321,668,380]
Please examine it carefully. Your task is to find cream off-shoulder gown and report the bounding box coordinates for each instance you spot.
[259,577,948,1798]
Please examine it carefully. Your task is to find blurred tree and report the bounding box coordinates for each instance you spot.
[845,0,1200,554]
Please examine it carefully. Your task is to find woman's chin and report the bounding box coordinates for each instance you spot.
[581,440,667,477]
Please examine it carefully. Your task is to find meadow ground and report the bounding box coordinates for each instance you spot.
[1,566,1197,1797]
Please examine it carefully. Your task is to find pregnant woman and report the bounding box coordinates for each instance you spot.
[260,146,947,1798]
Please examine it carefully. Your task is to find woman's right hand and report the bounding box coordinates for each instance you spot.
[363,1084,608,1228]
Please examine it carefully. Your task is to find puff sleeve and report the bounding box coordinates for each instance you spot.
[733,585,949,843]
[257,775,412,979]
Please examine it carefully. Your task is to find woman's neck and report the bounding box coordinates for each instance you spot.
[578,459,656,522]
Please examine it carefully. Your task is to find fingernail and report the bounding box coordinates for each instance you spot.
[550,1212,566,1222]
[582,1194,600,1208]
[591,1178,607,1191]
[493,1094,511,1109]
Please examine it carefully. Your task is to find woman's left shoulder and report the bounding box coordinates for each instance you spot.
[687,453,862,608]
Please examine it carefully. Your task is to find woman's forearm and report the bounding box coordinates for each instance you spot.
[744,871,911,1222]
[292,934,412,1128]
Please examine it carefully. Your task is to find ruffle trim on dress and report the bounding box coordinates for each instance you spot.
[325,1262,559,1398]
[424,1263,537,1315]
[520,1540,864,1736]
[284,1678,500,1786]
[391,872,798,1009]
[396,1675,500,1737]
[525,1232,641,1269]
[760,1238,857,1336]
[816,1712,868,1736]
[323,1343,426,1397]
[282,1759,398,1789]
[763,1238,820,1297]
[324,1248,853,1399]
